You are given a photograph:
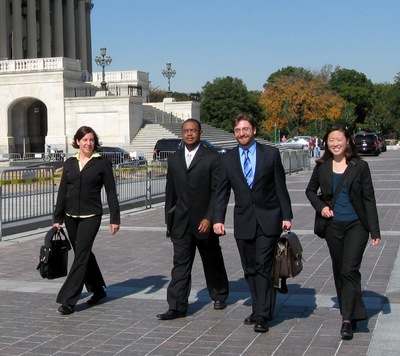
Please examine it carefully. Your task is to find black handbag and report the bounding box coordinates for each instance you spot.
[273,230,303,294]
[314,172,348,238]
[37,227,71,279]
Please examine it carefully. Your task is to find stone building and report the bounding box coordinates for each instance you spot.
[0,0,197,155]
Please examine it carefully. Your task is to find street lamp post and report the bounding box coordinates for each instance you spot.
[95,47,112,91]
[162,62,176,97]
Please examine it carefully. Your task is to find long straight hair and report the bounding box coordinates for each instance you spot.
[316,126,359,165]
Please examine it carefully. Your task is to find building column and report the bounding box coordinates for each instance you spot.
[0,0,7,58]
[40,0,51,57]
[53,0,64,57]
[27,0,37,58]
[12,0,23,59]
[76,0,87,70]
[86,1,94,74]
[65,0,76,59]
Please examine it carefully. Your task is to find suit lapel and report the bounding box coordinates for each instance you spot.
[253,142,265,185]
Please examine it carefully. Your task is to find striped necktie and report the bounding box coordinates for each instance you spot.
[243,150,253,188]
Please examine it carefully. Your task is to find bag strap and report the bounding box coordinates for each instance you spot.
[273,254,288,294]
[44,226,70,249]
[328,168,348,208]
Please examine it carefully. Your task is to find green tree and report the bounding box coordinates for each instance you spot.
[200,76,261,132]
[369,79,400,137]
[264,66,314,88]
[329,68,374,124]
[149,86,191,102]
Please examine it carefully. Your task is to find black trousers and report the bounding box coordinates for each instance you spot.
[236,226,278,320]
[167,232,229,313]
[56,215,104,307]
[325,219,369,321]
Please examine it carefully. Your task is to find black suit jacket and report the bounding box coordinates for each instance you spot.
[165,145,220,239]
[54,155,120,225]
[305,157,381,239]
[214,142,293,239]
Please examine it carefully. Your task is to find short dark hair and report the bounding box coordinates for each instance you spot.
[317,125,359,165]
[181,118,202,132]
[232,113,257,130]
[71,126,101,150]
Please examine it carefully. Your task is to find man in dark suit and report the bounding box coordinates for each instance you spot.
[157,119,229,320]
[213,113,293,332]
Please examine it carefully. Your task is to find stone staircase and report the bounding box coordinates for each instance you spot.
[125,124,179,161]
[125,105,277,160]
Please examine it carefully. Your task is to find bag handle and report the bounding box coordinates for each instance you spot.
[44,226,70,249]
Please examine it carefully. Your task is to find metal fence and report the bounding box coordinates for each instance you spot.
[0,167,55,239]
[0,149,310,240]
[0,163,168,240]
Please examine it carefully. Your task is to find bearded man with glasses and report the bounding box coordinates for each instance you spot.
[214,113,293,332]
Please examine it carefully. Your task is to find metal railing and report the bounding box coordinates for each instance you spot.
[0,167,55,239]
[0,148,309,240]
[0,162,168,240]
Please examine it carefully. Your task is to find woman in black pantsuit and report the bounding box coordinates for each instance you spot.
[306,126,380,340]
[53,126,120,315]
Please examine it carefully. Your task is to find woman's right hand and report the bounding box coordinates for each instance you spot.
[321,206,334,218]
[53,223,61,230]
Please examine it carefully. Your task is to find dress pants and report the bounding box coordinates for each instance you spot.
[167,231,229,313]
[56,215,105,307]
[236,225,278,320]
[325,219,369,321]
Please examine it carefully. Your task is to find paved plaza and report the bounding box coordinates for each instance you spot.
[1,151,400,355]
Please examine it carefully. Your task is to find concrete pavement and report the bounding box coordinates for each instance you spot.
[0,151,399,355]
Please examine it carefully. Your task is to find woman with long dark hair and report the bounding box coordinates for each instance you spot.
[306,126,380,340]
[53,126,120,315]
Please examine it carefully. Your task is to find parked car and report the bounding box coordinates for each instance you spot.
[97,146,132,165]
[354,133,381,156]
[280,137,309,150]
[375,132,387,152]
[201,140,228,154]
[153,138,182,160]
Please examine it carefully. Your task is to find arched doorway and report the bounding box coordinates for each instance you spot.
[9,98,48,154]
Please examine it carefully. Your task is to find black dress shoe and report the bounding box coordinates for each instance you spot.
[341,322,353,340]
[156,310,186,320]
[58,304,74,315]
[254,316,269,333]
[214,301,227,310]
[87,290,107,305]
[244,313,256,325]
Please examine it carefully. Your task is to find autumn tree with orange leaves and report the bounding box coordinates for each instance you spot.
[260,76,346,136]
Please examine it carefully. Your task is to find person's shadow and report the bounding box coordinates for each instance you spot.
[76,275,169,311]
[330,290,390,333]
[191,279,318,324]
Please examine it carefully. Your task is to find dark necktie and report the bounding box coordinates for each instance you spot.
[243,150,253,188]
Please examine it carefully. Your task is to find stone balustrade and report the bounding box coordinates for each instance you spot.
[0,57,81,73]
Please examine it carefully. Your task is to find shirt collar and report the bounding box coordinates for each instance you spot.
[239,141,256,155]
[184,143,201,156]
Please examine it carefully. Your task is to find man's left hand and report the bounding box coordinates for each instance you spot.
[282,220,292,231]
[198,219,211,233]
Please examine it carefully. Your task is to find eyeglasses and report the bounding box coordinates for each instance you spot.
[182,129,199,134]
[234,127,253,134]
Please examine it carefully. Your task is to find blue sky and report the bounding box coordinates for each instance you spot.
[91,0,400,93]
